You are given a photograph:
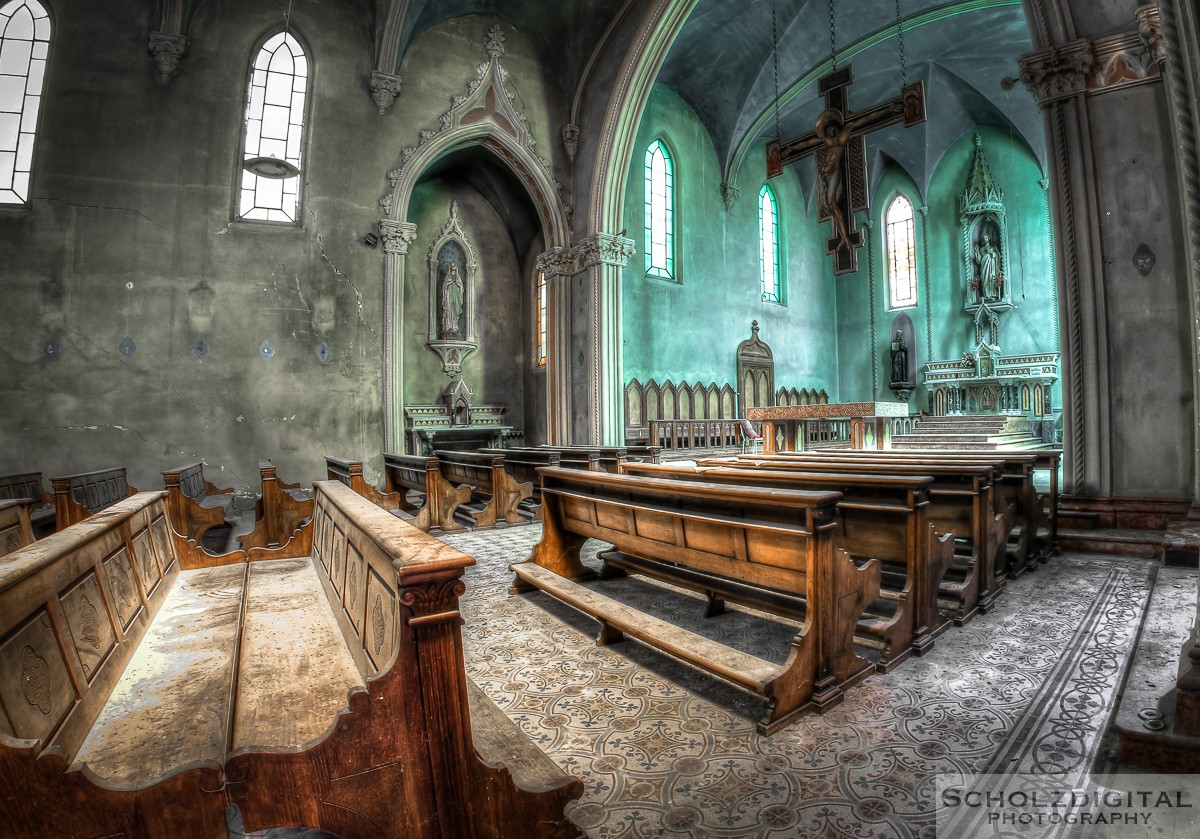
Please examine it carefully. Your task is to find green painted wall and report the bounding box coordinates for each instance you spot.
[835,126,1059,413]
[621,84,838,404]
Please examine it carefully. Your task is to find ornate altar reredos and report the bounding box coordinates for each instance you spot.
[426,201,478,376]
[960,134,1013,313]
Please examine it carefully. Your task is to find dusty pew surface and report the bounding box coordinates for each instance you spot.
[237,460,314,551]
[435,449,533,527]
[479,446,562,519]
[383,451,472,533]
[715,454,1006,624]
[325,456,401,510]
[0,481,582,839]
[50,466,138,531]
[161,461,235,546]
[0,499,36,558]
[621,462,954,671]
[539,445,629,473]
[0,471,56,537]
[510,466,880,734]
[794,449,1049,574]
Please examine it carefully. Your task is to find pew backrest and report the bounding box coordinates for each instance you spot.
[0,499,36,558]
[326,456,401,510]
[50,467,137,530]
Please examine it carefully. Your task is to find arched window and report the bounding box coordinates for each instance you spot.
[535,270,547,367]
[238,32,309,222]
[644,139,675,280]
[758,184,781,303]
[885,194,917,309]
[0,0,50,205]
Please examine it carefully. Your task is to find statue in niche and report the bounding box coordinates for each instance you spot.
[890,330,910,386]
[973,231,1002,301]
[439,261,465,339]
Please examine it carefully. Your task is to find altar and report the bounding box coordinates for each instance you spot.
[404,401,514,455]
[747,401,915,453]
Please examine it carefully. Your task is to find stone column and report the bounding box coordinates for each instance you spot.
[568,232,635,445]
[1020,41,1108,495]
[535,247,575,445]
[380,219,417,453]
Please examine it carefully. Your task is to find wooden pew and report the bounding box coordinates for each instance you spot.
[779,450,1046,575]
[0,471,56,537]
[50,467,138,530]
[237,460,314,550]
[436,450,532,527]
[712,455,1005,623]
[161,462,235,545]
[621,462,954,671]
[0,499,35,558]
[0,482,583,839]
[479,447,562,520]
[536,445,602,471]
[511,467,880,734]
[539,444,639,473]
[325,456,402,510]
[383,452,472,533]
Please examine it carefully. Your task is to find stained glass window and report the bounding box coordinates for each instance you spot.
[0,0,49,205]
[886,195,917,308]
[759,185,781,303]
[535,270,547,366]
[644,139,675,280]
[239,32,308,222]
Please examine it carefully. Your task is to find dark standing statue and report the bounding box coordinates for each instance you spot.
[890,330,910,385]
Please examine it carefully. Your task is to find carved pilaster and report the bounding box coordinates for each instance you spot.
[1019,41,1093,105]
[369,71,403,115]
[148,32,187,83]
[721,182,742,211]
[380,220,417,255]
[561,124,579,162]
[1138,4,1166,67]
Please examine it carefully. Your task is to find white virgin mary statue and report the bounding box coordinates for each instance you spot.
[440,262,465,338]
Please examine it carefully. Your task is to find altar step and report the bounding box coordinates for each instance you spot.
[892,414,1047,451]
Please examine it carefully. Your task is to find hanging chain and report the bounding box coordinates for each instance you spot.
[772,2,782,141]
[895,0,907,86]
[828,0,838,71]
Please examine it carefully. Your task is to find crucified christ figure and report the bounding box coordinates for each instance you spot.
[815,109,854,253]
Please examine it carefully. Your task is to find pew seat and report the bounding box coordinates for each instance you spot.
[436,449,532,527]
[0,481,582,839]
[511,467,879,734]
[161,461,236,546]
[237,460,314,551]
[0,471,56,537]
[383,452,472,532]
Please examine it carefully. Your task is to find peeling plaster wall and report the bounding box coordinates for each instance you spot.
[620,83,838,404]
[0,2,562,495]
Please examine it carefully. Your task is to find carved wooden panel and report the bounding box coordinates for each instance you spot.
[0,610,75,741]
[60,572,116,683]
[131,530,162,599]
[343,542,366,639]
[1,523,22,557]
[364,567,396,673]
[313,508,328,571]
[102,548,141,630]
[149,514,177,573]
[330,525,347,597]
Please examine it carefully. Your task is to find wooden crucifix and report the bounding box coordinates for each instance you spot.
[767,66,926,275]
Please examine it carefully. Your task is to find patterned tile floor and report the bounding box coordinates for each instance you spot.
[444,524,1156,839]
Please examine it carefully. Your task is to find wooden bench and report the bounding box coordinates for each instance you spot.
[0,499,35,558]
[325,456,402,510]
[0,472,56,537]
[50,467,138,531]
[538,445,630,473]
[237,460,314,550]
[161,462,236,545]
[0,481,583,838]
[797,450,1050,575]
[436,450,532,527]
[479,447,563,520]
[622,462,954,672]
[718,455,1006,623]
[383,452,472,533]
[510,467,880,734]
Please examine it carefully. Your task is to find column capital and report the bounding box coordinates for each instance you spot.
[148,32,188,83]
[574,231,637,270]
[380,219,417,255]
[369,71,403,115]
[1019,41,1093,105]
